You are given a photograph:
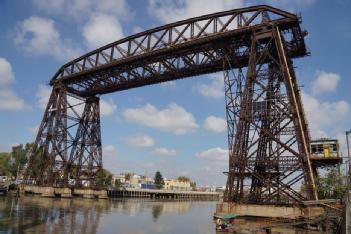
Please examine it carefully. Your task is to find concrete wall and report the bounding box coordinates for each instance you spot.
[216,202,325,220]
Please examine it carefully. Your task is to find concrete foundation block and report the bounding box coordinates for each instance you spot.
[74,189,96,199]
[96,190,108,199]
[54,187,72,198]
[39,187,55,197]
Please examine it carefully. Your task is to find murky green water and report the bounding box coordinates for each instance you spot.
[0,196,217,233]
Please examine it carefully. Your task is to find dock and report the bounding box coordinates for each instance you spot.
[108,188,219,200]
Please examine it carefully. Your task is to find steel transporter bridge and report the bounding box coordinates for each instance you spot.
[24,5,318,205]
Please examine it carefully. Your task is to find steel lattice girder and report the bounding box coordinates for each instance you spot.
[223,26,316,204]
[50,5,307,97]
[24,5,316,199]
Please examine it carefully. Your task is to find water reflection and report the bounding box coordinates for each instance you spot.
[0,197,320,233]
[0,196,216,234]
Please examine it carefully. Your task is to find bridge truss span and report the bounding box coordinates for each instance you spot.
[25,5,316,205]
[51,5,306,97]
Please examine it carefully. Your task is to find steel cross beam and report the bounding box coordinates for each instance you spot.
[24,5,315,201]
[50,5,307,97]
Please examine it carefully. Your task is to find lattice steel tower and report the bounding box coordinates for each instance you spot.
[23,5,317,200]
[223,27,317,204]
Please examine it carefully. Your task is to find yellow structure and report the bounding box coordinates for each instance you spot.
[310,139,339,158]
[164,179,191,191]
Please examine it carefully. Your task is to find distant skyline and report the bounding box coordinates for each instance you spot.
[0,0,350,186]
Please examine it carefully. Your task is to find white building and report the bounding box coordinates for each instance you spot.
[164,179,191,191]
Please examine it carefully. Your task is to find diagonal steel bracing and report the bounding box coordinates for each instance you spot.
[223,27,316,204]
[24,5,316,202]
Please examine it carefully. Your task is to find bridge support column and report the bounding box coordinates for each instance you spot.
[223,27,316,205]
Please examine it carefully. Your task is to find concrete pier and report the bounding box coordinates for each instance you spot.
[20,185,108,199]
[215,202,325,220]
[108,188,219,200]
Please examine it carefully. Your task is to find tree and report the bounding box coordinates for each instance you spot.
[124,173,133,181]
[177,176,190,182]
[0,143,33,178]
[190,181,197,191]
[154,171,164,189]
[316,168,346,200]
[97,169,113,188]
[0,153,11,176]
[114,179,123,189]
[9,143,33,178]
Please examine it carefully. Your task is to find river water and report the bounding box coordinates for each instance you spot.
[0,196,218,233]
[0,196,324,233]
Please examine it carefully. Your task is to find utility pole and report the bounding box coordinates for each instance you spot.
[346,130,351,234]
[347,130,351,182]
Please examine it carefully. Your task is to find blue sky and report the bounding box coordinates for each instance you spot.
[0,0,350,186]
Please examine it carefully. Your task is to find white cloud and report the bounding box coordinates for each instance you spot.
[0,90,29,111]
[195,147,228,161]
[100,98,117,117]
[302,91,350,138]
[125,135,155,148]
[103,144,117,157]
[196,75,224,98]
[312,71,341,95]
[14,16,81,61]
[123,103,198,135]
[262,0,316,10]
[36,84,51,109]
[152,147,177,156]
[148,0,244,24]
[0,58,15,86]
[0,58,28,112]
[83,13,124,49]
[204,116,227,133]
[161,81,176,88]
[32,0,131,22]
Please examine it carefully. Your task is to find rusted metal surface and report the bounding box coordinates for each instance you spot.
[223,24,316,204]
[25,4,316,201]
[50,5,306,97]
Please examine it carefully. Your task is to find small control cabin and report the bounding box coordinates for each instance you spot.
[310,139,342,167]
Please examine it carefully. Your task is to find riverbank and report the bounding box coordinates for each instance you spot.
[15,184,219,201]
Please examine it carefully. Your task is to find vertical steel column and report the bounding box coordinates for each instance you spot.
[69,96,102,188]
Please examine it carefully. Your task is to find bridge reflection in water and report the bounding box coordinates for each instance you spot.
[0,196,217,233]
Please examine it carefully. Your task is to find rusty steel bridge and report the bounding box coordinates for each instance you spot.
[24,5,318,205]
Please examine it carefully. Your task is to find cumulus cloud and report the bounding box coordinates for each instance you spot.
[103,144,118,157]
[125,135,155,148]
[83,13,124,49]
[14,16,81,61]
[204,116,227,133]
[100,98,117,117]
[196,75,224,98]
[152,147,177,156]
[0,90,29,111]
[312,71,341,95]
[123,103,198,135]
[195,147,228,161]
[148,0,244,24]
[36,84,52,109]
[0,58,15,86]
[262,0,316,10]
[148,0,315,25]
[32,0,131,22]
[0,58,28,112]
[302,91,350,138]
